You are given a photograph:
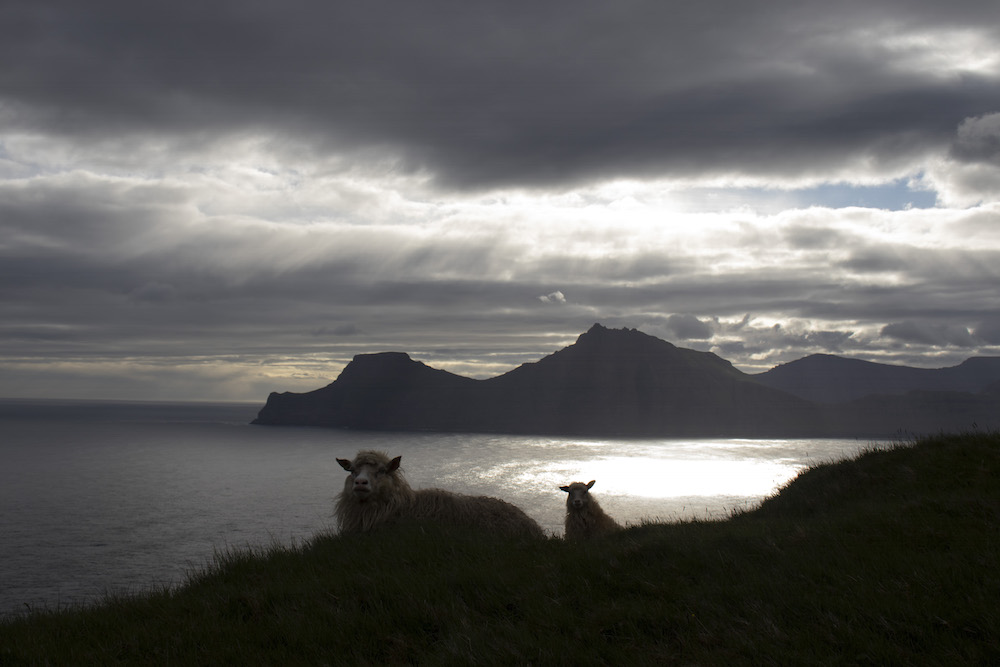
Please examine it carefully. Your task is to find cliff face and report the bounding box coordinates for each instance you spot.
[253,324,823,436]
[253,352,478,431]
[252,324,1000,437]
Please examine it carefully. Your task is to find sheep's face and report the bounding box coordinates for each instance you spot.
[337,453,402,502]
[560,480,596,510]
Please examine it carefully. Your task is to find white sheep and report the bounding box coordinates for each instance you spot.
[335,450,545,539]
[560,480,622,540]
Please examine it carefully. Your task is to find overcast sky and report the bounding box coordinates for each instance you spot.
[3,0,1000,402]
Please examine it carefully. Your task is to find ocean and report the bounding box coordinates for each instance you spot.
[0,398,887,617]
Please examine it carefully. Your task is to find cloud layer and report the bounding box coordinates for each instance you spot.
[2,0,1000,400]
[6,1,1000,188]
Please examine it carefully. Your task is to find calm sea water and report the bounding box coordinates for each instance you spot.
[0,398,887,617]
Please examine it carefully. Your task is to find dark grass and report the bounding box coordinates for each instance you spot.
[2,432,999,665]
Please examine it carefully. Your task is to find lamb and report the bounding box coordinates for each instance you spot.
[335,450,545,539]
[560,480,622,540]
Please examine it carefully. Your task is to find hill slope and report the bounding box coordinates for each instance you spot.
[754,353,1000,403]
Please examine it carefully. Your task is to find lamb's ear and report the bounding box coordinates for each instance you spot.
[388,455,402,472]
[559,486,570,493]
[586,480,596,489]
[336,458,353,471]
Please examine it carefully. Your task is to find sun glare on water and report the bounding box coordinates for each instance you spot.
[520,454,802,500]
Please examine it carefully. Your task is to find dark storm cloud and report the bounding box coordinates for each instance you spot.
[950,113,1000,164]
[4,0,1000,190]
[881,321,979,347]
[975,317,1000,344]
[664,314,713,340]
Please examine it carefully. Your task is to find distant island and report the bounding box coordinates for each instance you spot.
[252,324,1000,438]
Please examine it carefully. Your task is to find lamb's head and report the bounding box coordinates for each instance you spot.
[560,480,596,510]
[336,450,405,504]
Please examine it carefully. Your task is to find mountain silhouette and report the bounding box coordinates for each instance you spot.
[754,354,1000,404]
[255,324,817,436]
[252,324,1000,437]
[253,351,477,431]
[474,324,820,436]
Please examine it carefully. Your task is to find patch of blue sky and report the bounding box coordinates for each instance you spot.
[676,177,939,214]
[791,178,938,211]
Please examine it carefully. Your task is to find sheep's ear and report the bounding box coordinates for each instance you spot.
[586,480,596,489]
[559,486,570,493]
[388,455,402,472]
[336,458,353,471]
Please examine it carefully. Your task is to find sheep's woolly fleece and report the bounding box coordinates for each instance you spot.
[336,450,544,539]
[561,480,622,540]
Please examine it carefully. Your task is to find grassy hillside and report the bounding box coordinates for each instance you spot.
[3,432,999,665]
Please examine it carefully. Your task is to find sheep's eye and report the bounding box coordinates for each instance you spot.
[376,467,387,476]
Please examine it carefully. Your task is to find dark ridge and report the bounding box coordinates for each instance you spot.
[753,353,1000,404]
[252,324,1000,438]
